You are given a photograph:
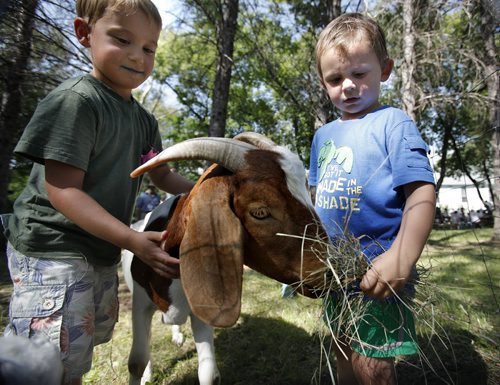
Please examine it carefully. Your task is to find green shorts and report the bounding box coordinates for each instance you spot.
[324,293,418,358]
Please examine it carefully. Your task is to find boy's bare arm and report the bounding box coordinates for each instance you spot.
[360,181,436,299]
[148,165,194,195]
[44,159,179,278]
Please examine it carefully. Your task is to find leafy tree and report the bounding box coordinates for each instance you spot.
[0,0,87,208]
[0,0,40,213]
[377,1,496,232]
[153,0,345,164]
[154,0,239,140]
[476,0,499,241]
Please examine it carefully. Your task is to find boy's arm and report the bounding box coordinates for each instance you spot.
[45,160,179,278]
[360,181,436,300]
[148,165,195,195]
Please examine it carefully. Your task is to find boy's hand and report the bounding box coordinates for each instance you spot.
[360,250,412,300]
[360,182,436,300]
[129,230,180,279]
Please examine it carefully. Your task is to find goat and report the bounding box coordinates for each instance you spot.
[124,132,328,385]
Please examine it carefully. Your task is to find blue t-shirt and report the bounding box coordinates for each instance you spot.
[309,106,435,261]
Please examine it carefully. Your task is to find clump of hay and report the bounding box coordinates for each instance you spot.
[320,233,370,346]
[320,238,456,385]
[278,227,372,347]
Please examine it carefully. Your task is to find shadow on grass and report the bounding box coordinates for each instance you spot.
[427,233,468,247]
[162,314,333,385]
[427,229,498,249]
[153,314,490,385]
[397,328,489,385]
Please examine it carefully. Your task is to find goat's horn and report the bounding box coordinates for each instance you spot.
[130,137,257,177]
[234,132,277,150]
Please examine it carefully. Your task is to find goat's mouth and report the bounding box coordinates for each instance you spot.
[293,267,333,298]
[292,282,327,298]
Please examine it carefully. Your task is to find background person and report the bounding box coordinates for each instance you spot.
[135,185,161,220]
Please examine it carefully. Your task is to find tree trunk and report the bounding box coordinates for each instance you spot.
[450,134,488,207]
[208,0,239,138]
[435,116,454,195]
[314,0,341,129]
[0,0,39,213]
[478,0,499,242]
[401,0,417,121]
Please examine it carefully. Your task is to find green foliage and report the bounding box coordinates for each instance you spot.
[443,102,492,180]
[6,157,32,209]
[375,1,495,205]
[2,1,88,207]
[150,28,214,179]
[3,0,496,216]
[150,1,331,166]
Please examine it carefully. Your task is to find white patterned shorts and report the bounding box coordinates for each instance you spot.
[4,242,119,382]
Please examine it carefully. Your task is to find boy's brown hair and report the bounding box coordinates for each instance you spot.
[315,13,389,81]
[76,0,162,29]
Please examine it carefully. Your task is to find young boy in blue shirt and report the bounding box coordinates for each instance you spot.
[2,1,193,383]
[309,13,436,385]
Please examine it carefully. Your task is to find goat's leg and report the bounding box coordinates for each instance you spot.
[170,324,185,346]
[128,282,156,385]
[190,314,220,385]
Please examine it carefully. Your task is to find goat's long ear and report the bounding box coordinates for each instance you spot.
[180,177,244,328]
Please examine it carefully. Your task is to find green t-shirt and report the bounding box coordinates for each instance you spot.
[3,74,162,266]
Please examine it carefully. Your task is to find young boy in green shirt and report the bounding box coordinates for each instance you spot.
[3,1,193,384]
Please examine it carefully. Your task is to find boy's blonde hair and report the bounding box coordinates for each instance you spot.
[315,13,389,81]
[76,0,162,29]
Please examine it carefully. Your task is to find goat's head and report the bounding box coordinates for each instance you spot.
[130,133,328,327]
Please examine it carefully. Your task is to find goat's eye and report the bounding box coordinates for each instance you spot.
[250,206,270,219]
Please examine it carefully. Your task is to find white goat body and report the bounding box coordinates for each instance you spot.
[122,212,218,385]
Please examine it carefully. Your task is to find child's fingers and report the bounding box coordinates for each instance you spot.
[142,230,167,244]
[360,268,378,292]
[372,282,392,299]
[151,251,180,278]
[360,268,393,299]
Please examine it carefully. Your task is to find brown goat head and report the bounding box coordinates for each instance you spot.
[130,133,328,327]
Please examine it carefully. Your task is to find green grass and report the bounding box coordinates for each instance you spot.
[394,228,499,385]
[83,269,332,385]
[0,228,498,384]
[424,229,498,336]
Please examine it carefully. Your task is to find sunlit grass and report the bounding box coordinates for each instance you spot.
[422,229,499,335]
[84,269,328,385]
[396,228,499,385]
